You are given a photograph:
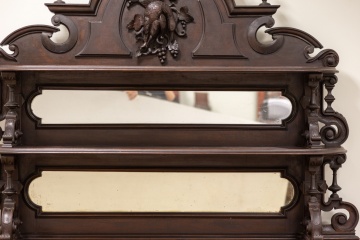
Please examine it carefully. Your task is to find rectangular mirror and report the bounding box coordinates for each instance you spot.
[30,90,292,125]
[28,171,294,213]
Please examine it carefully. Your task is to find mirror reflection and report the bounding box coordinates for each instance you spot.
[29,171,294,213]
[31,90,292,124]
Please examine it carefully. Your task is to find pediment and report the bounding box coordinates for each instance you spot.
[0,0,338,70]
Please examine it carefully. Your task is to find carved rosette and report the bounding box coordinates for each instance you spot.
[126,0,194,64]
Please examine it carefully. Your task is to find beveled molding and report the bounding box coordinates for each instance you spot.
[23,167,299,218]
[45,0,102,16]
[224,0,280,17]
[46,0,278,17]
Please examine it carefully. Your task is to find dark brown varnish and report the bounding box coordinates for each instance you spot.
[0,0,358,240]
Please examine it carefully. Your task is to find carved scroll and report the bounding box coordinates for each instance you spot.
[0,156,22,240]
[247,16,284,55]
[42,14,78,54]
[0,25,58,62]
[302,73,348,148]
[0,45,18,62]
[321,155,359,233]
[302,155,359,239]
[305,47,340,68]
[318,74,348,147]
[1,73,22,147]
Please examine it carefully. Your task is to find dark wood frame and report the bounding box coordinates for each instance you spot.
[0,0,358,239]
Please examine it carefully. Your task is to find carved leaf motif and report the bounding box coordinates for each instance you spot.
[179,6,194,23]
[127,14,145,31]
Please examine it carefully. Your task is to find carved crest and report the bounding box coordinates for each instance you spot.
[126,0,194,64]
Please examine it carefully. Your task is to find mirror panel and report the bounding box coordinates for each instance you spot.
[29,171,294,213]
[31,90,292,124]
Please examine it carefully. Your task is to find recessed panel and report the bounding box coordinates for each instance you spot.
[28,171,294,213]
[31,90,292,124]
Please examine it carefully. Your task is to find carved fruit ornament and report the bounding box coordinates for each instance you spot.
[127,0,194,64]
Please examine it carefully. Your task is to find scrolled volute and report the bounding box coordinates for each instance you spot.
[247,16,284,55]
[0,44,18,62]
[305,46,340,67]
[318,113,348,147]
[42,14,78,54]
[322,200,359,233]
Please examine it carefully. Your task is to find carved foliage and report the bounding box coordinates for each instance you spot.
[126,0,194,64]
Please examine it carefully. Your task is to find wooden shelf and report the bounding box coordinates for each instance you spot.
[0,146,346,155]
[0,65,338,73]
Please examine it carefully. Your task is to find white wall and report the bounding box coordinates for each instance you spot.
[0,0,360,234]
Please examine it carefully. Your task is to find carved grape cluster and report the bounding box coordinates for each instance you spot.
[158,48,167,64]
[126,0,193,64]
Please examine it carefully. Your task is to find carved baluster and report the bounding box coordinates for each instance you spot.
[1,73,22,147]
[304,156,324,240]
[305,74,322,147]
[323,75,338,114]
[328,155,345,198]
[0,156,21,240]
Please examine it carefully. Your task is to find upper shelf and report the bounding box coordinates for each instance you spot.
[0,146,347,156]
[0,65,339,73]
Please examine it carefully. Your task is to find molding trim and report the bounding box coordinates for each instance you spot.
[224,0,279,17]
[45,0,102,16]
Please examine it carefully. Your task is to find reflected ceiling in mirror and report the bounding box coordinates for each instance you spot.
[31,90,292,124]
[29,171,294,213]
